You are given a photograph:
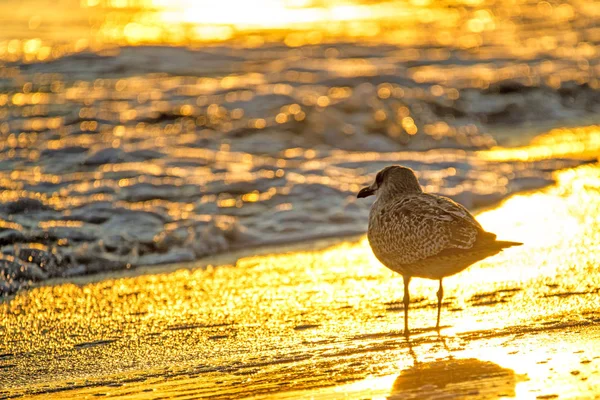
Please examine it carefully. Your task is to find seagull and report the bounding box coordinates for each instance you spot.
[357,165,522,335]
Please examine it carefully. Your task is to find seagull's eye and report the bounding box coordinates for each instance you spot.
[375,171,385,187]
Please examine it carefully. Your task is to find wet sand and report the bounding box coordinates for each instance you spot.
[1,163,599,399]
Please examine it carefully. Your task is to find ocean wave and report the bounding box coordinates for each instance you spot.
[1,43,599,294]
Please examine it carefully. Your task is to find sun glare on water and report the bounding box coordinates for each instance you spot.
[2,0,597,63]
[150,0,376,42]
[94,0,405,44]
[156,0,369,27]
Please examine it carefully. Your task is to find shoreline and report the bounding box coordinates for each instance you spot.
[0,161,580,300]
[2,151,597,298]
[2,234,364,301]
[2,31,599,296]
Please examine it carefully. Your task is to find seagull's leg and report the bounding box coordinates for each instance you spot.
[403,275,411,336]
[436,332,452,356]
[405,336,419,366]
[436,278,444,330]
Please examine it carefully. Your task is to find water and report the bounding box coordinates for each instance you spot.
[1,0,598,294]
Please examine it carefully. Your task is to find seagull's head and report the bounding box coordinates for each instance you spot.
[357,165,422,199]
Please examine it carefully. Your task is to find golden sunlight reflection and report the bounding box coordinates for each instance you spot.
[157,0,376,27]
[89,0,439,45]
[2,164,600,398]
[480,125,600,162]
[2,0,599,61]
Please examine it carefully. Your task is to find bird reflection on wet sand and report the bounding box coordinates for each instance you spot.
[391,335,517,399]
[390,356,517,399]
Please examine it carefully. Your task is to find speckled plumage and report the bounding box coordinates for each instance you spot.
[358,165,521,334]
[368,192,506,279]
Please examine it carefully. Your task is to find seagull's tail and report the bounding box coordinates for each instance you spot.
[495,240,523,249]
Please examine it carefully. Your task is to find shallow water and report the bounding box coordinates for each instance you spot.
[1,163,599,398]
[1,0,600,290]
[0,0,599,397]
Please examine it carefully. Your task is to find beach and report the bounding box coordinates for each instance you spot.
[2,164,600,398]
[1,0,600,397]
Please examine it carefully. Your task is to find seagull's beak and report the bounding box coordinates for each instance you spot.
[357,186,375,198]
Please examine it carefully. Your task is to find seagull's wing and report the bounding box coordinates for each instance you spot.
[428,194,484,231]
[382,194,491,264]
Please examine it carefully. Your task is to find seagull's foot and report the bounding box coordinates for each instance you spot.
[435,331,453,355]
